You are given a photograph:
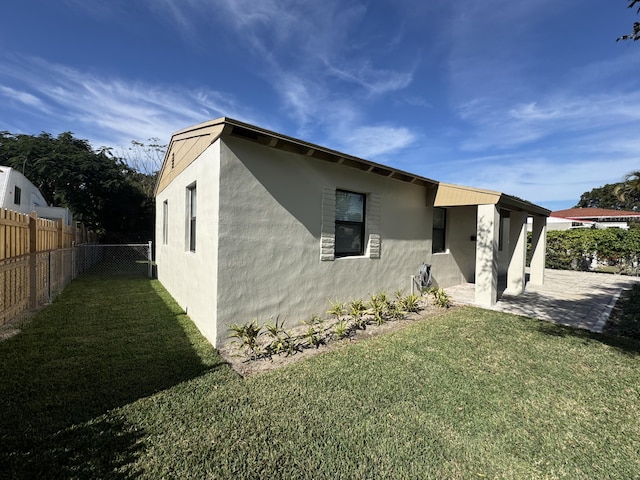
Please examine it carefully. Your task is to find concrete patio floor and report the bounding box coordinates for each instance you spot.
[445,269,640,332]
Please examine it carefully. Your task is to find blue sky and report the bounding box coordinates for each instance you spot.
[1,0,639,210]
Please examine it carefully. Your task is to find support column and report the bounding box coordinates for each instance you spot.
[506,211,527,294]
[475,204,500,306]
[530,215,547,285]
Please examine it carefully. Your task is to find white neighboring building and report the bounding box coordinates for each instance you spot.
[549,208,640,230]
[527,215,592,232]
[0,166,72,225]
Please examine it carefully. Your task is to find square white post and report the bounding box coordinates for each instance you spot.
[530,215,547,285]
[475,204,500,306]
[506,211,527,294]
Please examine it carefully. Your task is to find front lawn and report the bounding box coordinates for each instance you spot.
[605,283,640,339]
[1,276,639,479]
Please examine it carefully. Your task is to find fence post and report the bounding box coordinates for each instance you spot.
[56,219,64,249]
[148,241,153,278]
[28,212,38,309]
[48,251,52,302]
[71,241,76,280]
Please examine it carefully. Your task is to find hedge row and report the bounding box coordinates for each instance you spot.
[536,228,640,273]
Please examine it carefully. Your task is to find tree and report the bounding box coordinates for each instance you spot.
[0,131,154,242]
[116,139,165,199]
[614,170,640,203]
[575,182,640,211]
[619,0,640,41]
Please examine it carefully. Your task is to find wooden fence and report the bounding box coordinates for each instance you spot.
[0,208,95,326]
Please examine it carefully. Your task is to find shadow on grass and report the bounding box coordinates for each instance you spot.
[0,276,231,479]
[534,319,640,358]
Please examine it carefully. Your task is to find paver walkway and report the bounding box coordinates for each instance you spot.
[445,269,640,332]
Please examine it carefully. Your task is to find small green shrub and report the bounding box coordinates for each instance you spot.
[429,288,452,308]
[400,293,421,313]
[229,319,264,360]
[349,299,368,330]
[327,299,346,321]
[264,318,299,357]
[302,314,326,348]
[369,292,390,326]
[387,302,407,321]
[332,319,350,339]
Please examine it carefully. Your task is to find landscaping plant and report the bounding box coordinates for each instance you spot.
[263,318,299,357]
[229,319,265,360]
[349,299,369,330]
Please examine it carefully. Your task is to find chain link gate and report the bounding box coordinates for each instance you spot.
[73,242,153,279]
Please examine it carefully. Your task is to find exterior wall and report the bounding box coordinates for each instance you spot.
[213,137,435,346]
[0,167,48,214]
[430,206,477,287]
[34,206,72,225]
[155,143,221,343]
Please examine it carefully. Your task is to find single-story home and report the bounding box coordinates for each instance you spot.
[154,118,549,347]
[549,207,640,230]
[0,166,72,225]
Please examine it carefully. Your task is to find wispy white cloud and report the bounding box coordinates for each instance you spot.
[338,125,417,159]
[142,0,419,158]
[323,60,413,96]
[456,154,640,207]
[0,85,48,110]
[0,56,255,147]
[457,91,640,151]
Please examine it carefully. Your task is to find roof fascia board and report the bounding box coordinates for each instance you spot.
[221,117,439,187]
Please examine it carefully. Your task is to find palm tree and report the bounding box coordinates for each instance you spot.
[614,170,640,203]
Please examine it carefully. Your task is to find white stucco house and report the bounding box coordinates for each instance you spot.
[154,118,549,347]
[0,166,72,225]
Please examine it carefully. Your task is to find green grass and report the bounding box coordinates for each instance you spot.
[605,283,640,339]
[1,277,640,479]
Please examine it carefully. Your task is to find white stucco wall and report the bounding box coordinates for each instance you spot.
[154,136,491,347]
[213,137,436,346]
[155,143,221,343]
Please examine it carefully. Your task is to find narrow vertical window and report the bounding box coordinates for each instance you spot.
[14,186,21,205]
[335,190,365,257]
[432,207,447,253]
[498,210,508,251]
[162,200,169,245]
[187,184,196,252]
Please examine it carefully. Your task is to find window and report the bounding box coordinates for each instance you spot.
[498,210,506,251]
[14,186,21,205]
[335,190,365,257]
[432,207,446,253]
[162,200,169,245]
[187,184,196,252]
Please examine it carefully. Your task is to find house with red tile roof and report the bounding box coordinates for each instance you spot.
[549,208,640,230]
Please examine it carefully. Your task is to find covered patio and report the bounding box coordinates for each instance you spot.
[434,183,549,307]
[445,269,640,332]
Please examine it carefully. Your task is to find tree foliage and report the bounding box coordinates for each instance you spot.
[0,131,155,242]
[619,0,640,41]
[574,182,640,211]
[614,170,640,203]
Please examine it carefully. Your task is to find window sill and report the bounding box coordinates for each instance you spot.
[335,254,369,260]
